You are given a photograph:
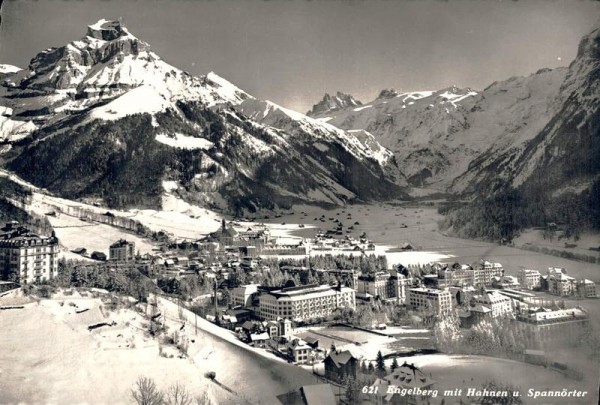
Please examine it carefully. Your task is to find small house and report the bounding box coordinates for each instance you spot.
[287,338,312,364]
[250,332,270,348]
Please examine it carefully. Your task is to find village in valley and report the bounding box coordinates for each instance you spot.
[1,198,598,405]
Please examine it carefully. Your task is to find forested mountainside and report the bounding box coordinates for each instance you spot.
[441,25,600,240]
[0,19,405,214]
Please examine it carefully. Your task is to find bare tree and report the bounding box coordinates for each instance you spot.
[165,382,193,405]
[196,390,216,405]
[131,376,164,405]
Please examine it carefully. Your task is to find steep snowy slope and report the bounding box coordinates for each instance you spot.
[1,20,405,213]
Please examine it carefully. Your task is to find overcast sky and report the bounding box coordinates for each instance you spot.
[1,0,599,112]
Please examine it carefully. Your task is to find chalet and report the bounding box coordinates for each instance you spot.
[400,242,414,251]
[303,336,319,349]
[323,350,358,383]
[299,384,336,405]
[91,251,107,261]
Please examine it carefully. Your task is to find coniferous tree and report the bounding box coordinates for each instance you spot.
[375,350,386,376]
[390,357,399,371]
[344,373,360,405]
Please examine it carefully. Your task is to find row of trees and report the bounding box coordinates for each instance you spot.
[279,254,388,273]
[50,259,156,302]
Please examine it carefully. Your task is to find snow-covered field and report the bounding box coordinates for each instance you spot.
[0,289,314,404]
[389,354,596,404]
[43,211,156,257]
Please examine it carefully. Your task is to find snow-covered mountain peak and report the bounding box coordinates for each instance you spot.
[0,19,253,137]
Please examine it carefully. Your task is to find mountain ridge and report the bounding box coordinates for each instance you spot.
[0,19,406,214]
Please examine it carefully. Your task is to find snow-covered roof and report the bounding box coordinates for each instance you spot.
[250,332,269,341]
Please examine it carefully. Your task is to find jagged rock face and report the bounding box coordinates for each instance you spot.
[1,19,405,213]
[9,21,149,93]
[306,91,362,116]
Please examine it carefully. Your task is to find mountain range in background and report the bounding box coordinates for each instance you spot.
[0,19,404,213]
[0,19,598,237]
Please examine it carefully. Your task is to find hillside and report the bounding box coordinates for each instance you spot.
[0,288,314,403]
[0,19,406,214]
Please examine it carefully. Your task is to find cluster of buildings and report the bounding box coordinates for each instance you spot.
[516,267,596,298]
[426,260,505,288]
[230,282,357,323]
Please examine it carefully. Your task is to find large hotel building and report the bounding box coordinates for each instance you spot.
[259,284,356,321]
[0,222,59,284]
[356,269,410,304]
[407,287,453,315]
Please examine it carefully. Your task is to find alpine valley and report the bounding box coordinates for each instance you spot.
[1,19,599,236]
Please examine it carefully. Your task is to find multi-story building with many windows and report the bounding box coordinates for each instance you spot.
[356,269,410,303]
[109,239,135,262]
[258,284,355,321]
[231,283,260,307]
[578,279,596,298]
[547,267,576,296]
[471,290,514,318]
[468,260,504,286]
[516,307,589,348]
[0,222,59,284]
[407,288,453,316]
[518,269,542,290]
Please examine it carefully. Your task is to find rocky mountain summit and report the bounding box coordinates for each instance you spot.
[306,92,362,117]
[0,20,404,213]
